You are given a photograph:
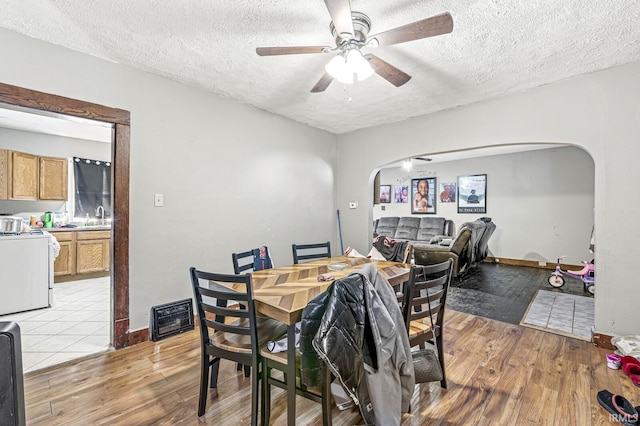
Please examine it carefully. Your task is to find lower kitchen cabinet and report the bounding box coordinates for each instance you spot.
[53,229,110,278]
[53,232,74,276]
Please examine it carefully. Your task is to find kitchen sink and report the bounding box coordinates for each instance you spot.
[66,221,112,230]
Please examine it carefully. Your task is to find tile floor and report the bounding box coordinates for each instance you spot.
[521,289,595,339]
[0,277,112,374]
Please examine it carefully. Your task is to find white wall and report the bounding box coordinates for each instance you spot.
[0,28,338,331]
[373,146,595,264]
[337,61,640,336]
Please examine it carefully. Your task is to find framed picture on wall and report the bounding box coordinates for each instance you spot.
[379,185,391,203]
[411,177,437,214]
[458,174,486,213]
[394,185,408,203]
[438,182,456,203]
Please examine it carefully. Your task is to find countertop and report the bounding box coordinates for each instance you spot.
[41,225,112,232]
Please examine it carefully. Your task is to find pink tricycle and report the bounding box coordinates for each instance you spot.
[547,256,595,294]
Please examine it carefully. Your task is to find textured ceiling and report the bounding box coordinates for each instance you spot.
[1,1,640,134]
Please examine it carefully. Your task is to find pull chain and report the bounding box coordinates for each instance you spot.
[343,83,353,103]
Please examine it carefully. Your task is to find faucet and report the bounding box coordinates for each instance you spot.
[96,205,105,226]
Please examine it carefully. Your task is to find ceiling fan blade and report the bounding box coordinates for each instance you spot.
[256,46,331,56]
[324,0,354,39]
[365,54,411,87]
[311,73,334,93]
[367,12,453,47]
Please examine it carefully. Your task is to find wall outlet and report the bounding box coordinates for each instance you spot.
[349,201,358,209]
[538,261,547,267]
[154,193,164,207]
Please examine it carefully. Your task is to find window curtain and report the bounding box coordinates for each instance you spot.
[73,157,112,218]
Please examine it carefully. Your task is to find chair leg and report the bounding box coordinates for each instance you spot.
[321,366,333,426]
[262,363,272,426]
[244,364,251,378]
[198,355,211,417]
[436,335,447,389]
[210,357,220,388]
[259,361,266,426]
[250,360,260,426]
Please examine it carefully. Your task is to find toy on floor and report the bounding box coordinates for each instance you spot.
[547,255,595,294]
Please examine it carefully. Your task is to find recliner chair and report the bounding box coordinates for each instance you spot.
[413,218,495,278]
[476,217,496,261]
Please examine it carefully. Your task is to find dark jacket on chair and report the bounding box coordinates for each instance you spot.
[300,264,414,426]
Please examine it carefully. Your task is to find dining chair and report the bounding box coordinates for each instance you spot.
[401,259,453,389]
[189,267,287,422]
[292,241,331,264]
[231,246,274,375]
[260,346,333,425]
[232,246,274,274]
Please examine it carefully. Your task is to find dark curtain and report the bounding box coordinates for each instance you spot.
[74,157,112,218]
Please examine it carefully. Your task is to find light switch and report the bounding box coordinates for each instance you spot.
[154,194,164,207]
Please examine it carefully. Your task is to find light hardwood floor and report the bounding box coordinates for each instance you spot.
[24,310,640,425]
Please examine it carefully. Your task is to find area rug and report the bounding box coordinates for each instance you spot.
[520,289,594,341]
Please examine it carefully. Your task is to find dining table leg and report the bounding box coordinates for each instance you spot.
[286,323,296,426]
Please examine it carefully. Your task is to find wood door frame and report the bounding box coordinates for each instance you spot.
[0,82,132,349]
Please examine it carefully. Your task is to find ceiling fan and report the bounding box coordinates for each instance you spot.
[256,0,453,93]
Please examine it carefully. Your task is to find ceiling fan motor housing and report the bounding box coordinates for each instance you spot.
[330,12,371,48]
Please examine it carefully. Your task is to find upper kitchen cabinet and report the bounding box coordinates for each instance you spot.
[9,150,38,200]
[0,149,8,199]
[0,149,68,201]
[39,156,68,200]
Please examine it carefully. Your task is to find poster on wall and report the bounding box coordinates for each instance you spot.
[394,185,408,203]
[411,177,436,214]
[379,185,391,203]
[439,182,456,203]
[458,174,486,213]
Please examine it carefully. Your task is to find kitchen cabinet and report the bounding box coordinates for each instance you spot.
[0,149,8,199]
[39,156,68,200]
[53,229,110,278]
[9,150,38,200]
[76,230,110,274]
[53,231,75,276]
[0,149,67,200]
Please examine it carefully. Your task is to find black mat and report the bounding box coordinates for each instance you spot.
[446,262,593,325]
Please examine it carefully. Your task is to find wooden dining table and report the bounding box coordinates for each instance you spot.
[250,255,410,426]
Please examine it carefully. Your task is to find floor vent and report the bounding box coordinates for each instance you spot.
[150,299,195,341]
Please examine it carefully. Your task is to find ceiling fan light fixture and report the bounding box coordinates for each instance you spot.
[325,48,374,84]
[325,54,353,84]
[347,49,374,81]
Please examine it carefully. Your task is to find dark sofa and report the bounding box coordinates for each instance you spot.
[373,216,455,245]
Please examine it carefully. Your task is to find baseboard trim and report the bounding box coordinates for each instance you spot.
[484,257,581,270]
[54,270,110,283]
[128,328,150,346]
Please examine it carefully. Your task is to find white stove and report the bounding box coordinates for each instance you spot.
[0,232,54,316]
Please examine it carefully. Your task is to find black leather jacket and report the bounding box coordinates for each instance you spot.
[300,273,366,395]
[300,264,414,425]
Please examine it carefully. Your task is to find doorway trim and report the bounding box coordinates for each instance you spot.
[0,82,131,349]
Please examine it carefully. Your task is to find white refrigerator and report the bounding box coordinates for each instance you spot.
[0,233,53,316]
